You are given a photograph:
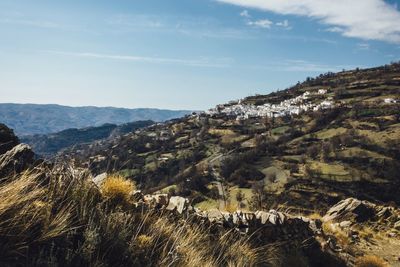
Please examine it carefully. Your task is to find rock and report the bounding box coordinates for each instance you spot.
[144,194,169,208]
[166,196,189,214]
[0,144,34,177]
[394,220,400,230]
[323,198,375,223]
[388,232,397,238]
[309,219,323,234]
[254,210,285,225]
[0,124,19,155]
[268,210,286,225]
[377,207,392,218]
[92,172,107,186]
[255,211,269,224]
[206,209,224,222]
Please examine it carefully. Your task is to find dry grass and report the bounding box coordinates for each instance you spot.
[322,221,350,247]
[355,255,389,267]
[0,164,279,266]
[308,212,322,220]
[225,202,238,213]
[101,175,136,204]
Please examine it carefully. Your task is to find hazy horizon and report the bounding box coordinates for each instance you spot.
[1,0,399,110]
[0,102,194,111]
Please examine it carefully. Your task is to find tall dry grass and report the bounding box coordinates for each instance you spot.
[0,164,279,266]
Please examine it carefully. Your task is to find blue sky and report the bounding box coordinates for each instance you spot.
[0,0,399,110]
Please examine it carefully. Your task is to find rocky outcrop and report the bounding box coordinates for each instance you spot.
[322,198,400,266]
[0,123,19,155]
[323,198,376,223]
[0,144,35,177]
[137,191,320,241]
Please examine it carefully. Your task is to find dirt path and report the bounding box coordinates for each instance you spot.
[208,150,236,211]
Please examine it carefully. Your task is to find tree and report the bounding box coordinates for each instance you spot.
[306,144,319,159]
[249,181,267,211]
[236,190,245,209]
[321,142,333,162]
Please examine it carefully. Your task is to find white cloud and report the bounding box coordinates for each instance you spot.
[217,0,400,43]
[45,51,233,68]
[247,19,273,29]
[276,19,291,29]
[357,43,370,50]
[326,27,344,33]
[240,10,250,17]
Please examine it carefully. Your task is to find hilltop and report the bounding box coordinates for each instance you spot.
[0,103,191,136]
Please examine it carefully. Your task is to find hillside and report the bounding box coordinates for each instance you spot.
[63,63,400,212]
[55,63,400,265]
[1,63,400,266]
[0,103,191,136]
[21,120,155,157]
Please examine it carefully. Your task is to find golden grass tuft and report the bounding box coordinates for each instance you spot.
[355,255,389,267]
[101,175,136,204]
[322,221,350,247]
[225,202,238,213]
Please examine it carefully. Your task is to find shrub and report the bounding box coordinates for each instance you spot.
[101,175,136,204]
[355,255,388,267]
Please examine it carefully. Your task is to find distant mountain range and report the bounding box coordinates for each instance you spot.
[21,120,155,157]
[0,104,192,136]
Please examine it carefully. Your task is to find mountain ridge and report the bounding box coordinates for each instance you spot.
[21,120,155,157]
[0,103,192,136]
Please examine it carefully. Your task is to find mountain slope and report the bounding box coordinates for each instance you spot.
[21,120,155,157]
[0,103,191,136]
[61,63,400,213]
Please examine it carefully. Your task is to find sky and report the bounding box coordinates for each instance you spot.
[0,0,400,110]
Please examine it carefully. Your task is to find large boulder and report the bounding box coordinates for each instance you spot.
[0,144,35,177]
[166,196,189,214]
[323,198,376,223]
[0,123,19,155]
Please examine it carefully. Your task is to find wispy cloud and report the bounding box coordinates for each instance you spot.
[276,20,291,30]
[240,10,250,18]
[45,50,234,68]
[217,0,400,43]
[240,11,291,30]
[0,18,61,29]
[106,14,251,39]
[357,43,370,50]
[106,14,164,29]
[325,27,344,33]
[247,19,273,29]
[247,59,360,72]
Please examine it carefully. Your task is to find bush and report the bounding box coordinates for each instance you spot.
[228,165,265,188]
[101,175,136,204]
[355,255,388,267]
